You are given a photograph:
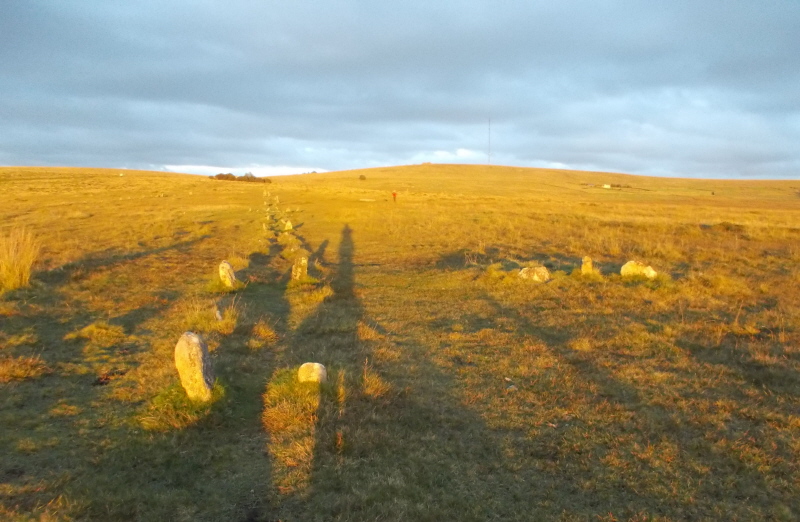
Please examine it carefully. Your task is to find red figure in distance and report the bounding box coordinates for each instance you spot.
[392,191,397,202]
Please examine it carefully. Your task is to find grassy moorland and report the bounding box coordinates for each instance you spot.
[1,164,799,521]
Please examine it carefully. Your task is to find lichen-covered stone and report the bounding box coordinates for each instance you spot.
[174,332,214,402]
[291,256,308,281]
[218,261,238,288]
[621,260,657,279]
[298,362,327,384]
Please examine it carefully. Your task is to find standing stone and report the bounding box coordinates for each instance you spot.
[283,220,293,231]
[581,256,594,275]
[218,261,238,288]
[291,256,308,281]
[298,362,327,384]
[174,332,214,402]
[518,265,550,282]
[620,260,657,279]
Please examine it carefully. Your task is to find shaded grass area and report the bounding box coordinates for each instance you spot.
[1,165,799,520]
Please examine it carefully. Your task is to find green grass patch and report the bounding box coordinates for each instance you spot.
[139,381,226,431]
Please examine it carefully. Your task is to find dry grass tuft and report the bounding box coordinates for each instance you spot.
[362,360,391,398]
[0,227,40,293]
[252,318,279,344]
[64,321,127,347]
[357,320,383,341]
[214,301,239,335]
[0,354,51,382]
[182,297,239,335]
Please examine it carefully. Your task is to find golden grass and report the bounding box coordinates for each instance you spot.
[251,318,278,345]
[2,164,799,520]
[0,354,51,382]
[0,227,40,293]
[262,368,325,495]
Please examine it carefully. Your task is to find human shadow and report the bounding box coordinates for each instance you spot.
[263,226,541,520]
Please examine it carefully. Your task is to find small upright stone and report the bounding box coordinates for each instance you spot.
[519,265,550,283]
[621,260,657,279]
[298,362,327,384]
[218,261,238,288]
[291,256,308,281]
[174,332,214,402]
[283,220,293,231]
[581,256,594,275]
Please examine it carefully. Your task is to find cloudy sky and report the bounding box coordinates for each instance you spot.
[1,1,799,179]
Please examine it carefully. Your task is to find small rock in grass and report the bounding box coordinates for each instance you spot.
[218,261,238,288]
[298,362,327,384]
[620,260,657,279]
[174,332,214,402]
[283,220,293,231]
[518,265,550,282]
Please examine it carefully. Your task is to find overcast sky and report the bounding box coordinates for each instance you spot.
[1,1,799,179]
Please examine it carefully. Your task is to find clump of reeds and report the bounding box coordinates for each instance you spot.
[0,228,40,293]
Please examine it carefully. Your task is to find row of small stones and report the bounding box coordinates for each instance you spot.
[174,197,323,403]
[517,257,658,283]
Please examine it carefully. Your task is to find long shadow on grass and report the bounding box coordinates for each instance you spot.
[477,292,787,519]
[0,296,184,518]
[436,246,624,277]
[1,234,284,520]
[35,237,210,288]
[264,226,538,520]
[48,239,295,520]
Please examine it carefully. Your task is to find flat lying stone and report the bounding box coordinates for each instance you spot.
[621,260,657,279]
[519,265,550,283]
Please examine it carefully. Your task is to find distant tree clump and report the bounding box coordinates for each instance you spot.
[359,174,367,180]
[210,172,270,183]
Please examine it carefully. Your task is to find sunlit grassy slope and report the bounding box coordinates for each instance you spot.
[1,164,799,520]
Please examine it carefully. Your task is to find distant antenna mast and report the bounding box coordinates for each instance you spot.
[488,118,492,165]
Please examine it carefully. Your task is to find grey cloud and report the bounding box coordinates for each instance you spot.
[1,1,799,177]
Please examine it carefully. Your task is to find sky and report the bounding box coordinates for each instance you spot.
[1,1,799,179]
